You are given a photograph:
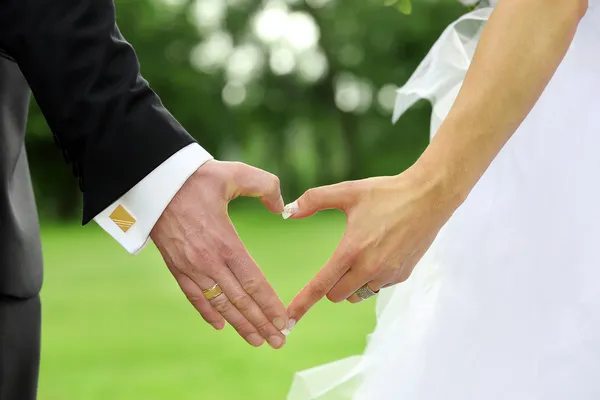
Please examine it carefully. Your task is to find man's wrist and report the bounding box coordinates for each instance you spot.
[94,143,213,254]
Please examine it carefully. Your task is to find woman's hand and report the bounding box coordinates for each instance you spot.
[283,0,587,328]
[284,166,464,323]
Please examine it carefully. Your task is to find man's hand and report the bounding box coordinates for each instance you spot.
[150,160,288,349]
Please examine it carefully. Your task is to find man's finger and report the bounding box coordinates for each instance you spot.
[282,182,358,220]
[286,240,355,322]
[189,272,266,348]
[230,162,284,213]
[208,291,266,348]
[222,222,289,341]
[168,265,226,330]
[213,265,286,349]
[227,246,289,330]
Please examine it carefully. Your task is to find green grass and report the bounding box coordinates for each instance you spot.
[38,208,375,400]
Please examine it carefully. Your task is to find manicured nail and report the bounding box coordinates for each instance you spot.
[268,335,284,349]
[282,201,299,219]
[247,333,264,347]
[273,317,286,331]
[281,319,296,336]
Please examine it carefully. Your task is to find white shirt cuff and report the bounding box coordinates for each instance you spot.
[93,143,213,254]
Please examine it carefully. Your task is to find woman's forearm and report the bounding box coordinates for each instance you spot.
[415,0,587,207]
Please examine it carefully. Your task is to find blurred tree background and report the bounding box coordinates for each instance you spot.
[25,0,465,220]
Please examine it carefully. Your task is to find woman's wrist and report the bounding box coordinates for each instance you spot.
[403,159,469,216]
[407,123,486,214]
[410,111,502,212]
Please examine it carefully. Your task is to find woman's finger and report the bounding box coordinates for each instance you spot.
[346,278,387,304]
[328,260,394,303]
[345,256,422,303]
[286,237,356,322]
[326,265,379,303]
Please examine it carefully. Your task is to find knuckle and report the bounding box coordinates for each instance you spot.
[230,161,245,172]
[337,249,359,268]
[340,238,362,258]
[344,250,360,266]
[184,292,204,306]
[211,296,231,314]
[393,267,411,283]
[224,161,244,180]
[354,238,371,254]
[365,263,383,277]
[303,187,318,202]
[382,258,398,272]
[340,181,361,203]
[230,293,254,314]
[397,272,411,283]
[343,180,359,192]
[259,303,280,319]
[307,279,329,298]
[234,320,254,335]
[291,304,308,319]
[185,245,213,270]
[227,252,249,271]
[233,162,250,178]
[218,241,235,261]
[269,174,281,192]
[241,277,265,297]
[253,319,273,335]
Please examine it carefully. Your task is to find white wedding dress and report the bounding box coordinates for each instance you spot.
[288,1,600,399]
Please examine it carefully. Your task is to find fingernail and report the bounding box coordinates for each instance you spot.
[282,201,299,219]
[247,333,264,347]
[268,335,284,349]
[281,319,296,336]
[273,317,286,330]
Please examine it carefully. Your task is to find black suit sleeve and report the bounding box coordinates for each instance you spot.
[0,0,196,224]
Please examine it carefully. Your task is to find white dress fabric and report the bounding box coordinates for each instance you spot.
[288,2,600,399]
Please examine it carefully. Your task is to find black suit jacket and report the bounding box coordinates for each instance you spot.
[0,0,195,297]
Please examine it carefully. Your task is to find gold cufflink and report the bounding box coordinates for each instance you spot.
[109,205,136,233]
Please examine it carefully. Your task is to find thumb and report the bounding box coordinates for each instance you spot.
[229,162,284,214]
[282,182,357,220]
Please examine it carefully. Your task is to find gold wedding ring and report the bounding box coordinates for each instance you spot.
[202,283,224,301]
[355,284,378,300]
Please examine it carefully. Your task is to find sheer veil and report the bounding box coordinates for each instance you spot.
[392,4,494,136]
